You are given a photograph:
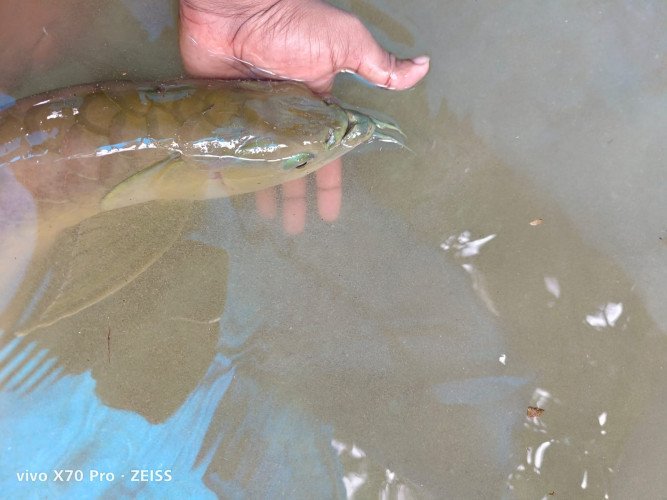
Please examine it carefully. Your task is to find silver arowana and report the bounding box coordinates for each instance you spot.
[1,79,403,214]
[0,79,404,335]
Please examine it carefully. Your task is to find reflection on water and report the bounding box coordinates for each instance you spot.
[1,0,667,498]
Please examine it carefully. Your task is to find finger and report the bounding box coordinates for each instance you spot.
[340,19,430,90]
[353,51,430,91]
[281,178,307,235]
[316,160,342,222]
[255,187,277,219]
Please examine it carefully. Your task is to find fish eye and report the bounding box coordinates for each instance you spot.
[283,152,314,170]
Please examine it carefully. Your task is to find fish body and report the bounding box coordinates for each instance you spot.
[0,79,399,217]
[0,80,403,335]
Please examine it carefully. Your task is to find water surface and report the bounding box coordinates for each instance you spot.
[1,0,666,498]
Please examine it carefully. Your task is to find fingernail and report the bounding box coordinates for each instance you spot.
[411,55,430,65]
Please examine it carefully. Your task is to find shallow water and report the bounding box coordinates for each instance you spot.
[1,0,666,498]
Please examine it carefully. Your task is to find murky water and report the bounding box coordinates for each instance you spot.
[1,0,666,498]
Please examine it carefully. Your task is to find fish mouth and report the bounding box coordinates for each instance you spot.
[342,110,406,148]
[370,116,406,147]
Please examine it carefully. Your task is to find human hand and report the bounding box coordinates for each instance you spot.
[179,0,429,233]
[0,0,65,92]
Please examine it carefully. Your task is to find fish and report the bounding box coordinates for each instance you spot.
[0,79,403,215]
[0,79,404,336]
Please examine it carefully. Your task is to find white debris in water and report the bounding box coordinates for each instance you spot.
[499,354,507,365]
[441,231,497,258]
[330,439,346,456]
[599,411,608,435]
[343,472,367,499]
[581,470,588,489]
[350,444,366,459]
[331,438,373,499]
[586,302,623,330]
[598,411,607,426]
[532,387,558,409]
[534,440,553,471]
[385,469,396,484]
[461,263,500,316]
[544,276,561,298]
[442,231,500,315]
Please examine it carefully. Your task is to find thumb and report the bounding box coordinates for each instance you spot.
[339,18,430,90]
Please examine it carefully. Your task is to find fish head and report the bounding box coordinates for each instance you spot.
[197,82,405,195]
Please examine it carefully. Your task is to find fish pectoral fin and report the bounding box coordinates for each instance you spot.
[101,153,188,211]
[12,201,193,336]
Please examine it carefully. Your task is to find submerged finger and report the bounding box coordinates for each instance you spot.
[282,178,307,235]
[316,160,342,222]
[255,187,277,219]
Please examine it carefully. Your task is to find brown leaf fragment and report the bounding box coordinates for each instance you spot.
[527,406,545,418]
